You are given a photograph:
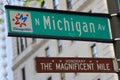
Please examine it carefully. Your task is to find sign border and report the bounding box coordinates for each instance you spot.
[5,5,110,18]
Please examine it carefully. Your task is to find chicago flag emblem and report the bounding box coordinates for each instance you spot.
[10,11,32,32]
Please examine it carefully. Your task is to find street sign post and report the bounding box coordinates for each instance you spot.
[35,57,117,73]
[118,0,120,12]
[107,0,120,79]
[5,5,112,42]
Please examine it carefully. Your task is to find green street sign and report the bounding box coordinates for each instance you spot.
[5,5,112,42]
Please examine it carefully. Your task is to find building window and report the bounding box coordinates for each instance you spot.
[57,40,62,53]
[20,37,27,52]
[74,72,78,76]
[41,0,46,8]
[22,67,26,80]
[32,38,36,43]
[45,47,50,57]
[67,0,73,9]
[91,44,98,57]
[20,37,24,51]
[53,0,59,9]
[71,40,74,45]
[89,10,92,13]
[47,76,52,80]
[61,73,65,80]
[16,37,20,55]
[16,37,28,55]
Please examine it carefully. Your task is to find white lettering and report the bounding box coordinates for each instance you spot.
[35,18,40,26]
[71,18,74,31]
[52,16,56,30]
[55,63,94,71]
[76,22,82,36]
[89,23,95,33]
[83,22,88,32]
[57,20,62,30]
[64,18,70,31]
[98,24,105,31]
[97,63,110,70]
[42,16,100,37]
[43,16,51,30]
[40,63,53,70]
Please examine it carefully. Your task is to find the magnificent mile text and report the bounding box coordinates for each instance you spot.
[35,57,114,73]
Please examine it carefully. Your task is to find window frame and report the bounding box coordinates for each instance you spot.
[67,0,73,9]
[22,67,26,80]
[45,47,50,57]
[91,44,98,58]
[53,0,59,10]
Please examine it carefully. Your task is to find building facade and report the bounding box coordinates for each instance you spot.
[0,1,9,80]
[0,0,24,80]
[11,0,118,80]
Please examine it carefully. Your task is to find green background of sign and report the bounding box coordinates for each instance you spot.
[6,8,112,41]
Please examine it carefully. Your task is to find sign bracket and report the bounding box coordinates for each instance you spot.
[114,38,120,41]
[110,13,118,17]
[117,59,120,72]
[117,59,120,61]
[113,58,119,72]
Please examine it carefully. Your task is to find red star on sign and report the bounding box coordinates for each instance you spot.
[26,14,29,17]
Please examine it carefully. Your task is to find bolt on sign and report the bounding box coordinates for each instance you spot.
[35,57,117,73]
[5,5,112,42]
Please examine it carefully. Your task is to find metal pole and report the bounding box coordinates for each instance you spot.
[107,0,120,79]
